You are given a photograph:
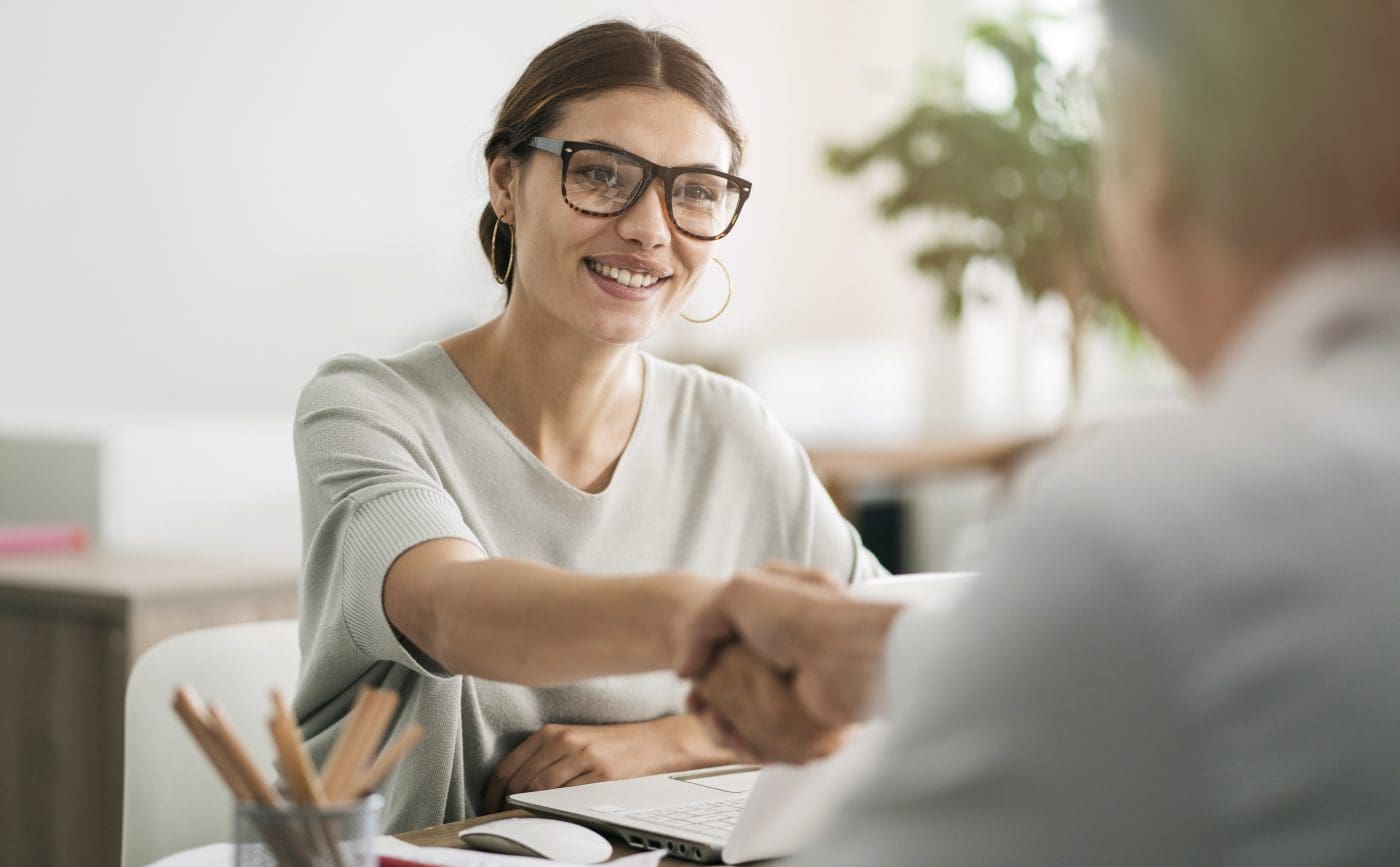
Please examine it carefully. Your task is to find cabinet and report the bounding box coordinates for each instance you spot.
[0,553,298,867]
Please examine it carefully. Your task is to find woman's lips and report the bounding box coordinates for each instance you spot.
[584,261,668,301]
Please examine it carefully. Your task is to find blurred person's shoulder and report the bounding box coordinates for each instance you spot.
[999,385,1400,585]
[998,407,1219,552]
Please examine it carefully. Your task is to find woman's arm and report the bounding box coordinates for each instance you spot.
[384,537,714,686]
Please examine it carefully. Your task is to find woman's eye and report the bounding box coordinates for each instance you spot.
[578,167,619,186]
[681,185,717,203]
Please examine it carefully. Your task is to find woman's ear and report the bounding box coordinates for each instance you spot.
[487,153,518,224]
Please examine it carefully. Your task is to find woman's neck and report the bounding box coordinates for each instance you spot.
[442,300,645,489]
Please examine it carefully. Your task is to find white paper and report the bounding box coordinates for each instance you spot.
[378,837,665,866]
[146,842,232,867]
[147,836,666,867]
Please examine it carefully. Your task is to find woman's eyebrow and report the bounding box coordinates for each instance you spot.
[581,137,722,170]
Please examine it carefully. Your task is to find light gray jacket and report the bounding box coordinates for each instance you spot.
[805,246,1400,866]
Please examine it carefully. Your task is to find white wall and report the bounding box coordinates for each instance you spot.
[1,0,971,421]
[6,1,1175,569]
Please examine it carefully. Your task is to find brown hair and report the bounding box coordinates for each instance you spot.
[1103,0,1400,255]
[478,20,745,295]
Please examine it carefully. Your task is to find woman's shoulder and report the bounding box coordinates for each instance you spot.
[297,342,452,418]
[643,353,795,455]
[646,353,771,421]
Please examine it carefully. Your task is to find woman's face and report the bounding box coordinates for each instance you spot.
[490,87,736,347]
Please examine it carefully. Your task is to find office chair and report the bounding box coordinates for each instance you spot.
[121,620,300,866]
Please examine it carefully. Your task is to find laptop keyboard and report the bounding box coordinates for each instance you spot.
[625,795,746,835]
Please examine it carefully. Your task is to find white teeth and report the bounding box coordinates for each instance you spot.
[588,260,660,289]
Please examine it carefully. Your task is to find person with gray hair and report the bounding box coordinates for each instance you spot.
[679,2,1400,864]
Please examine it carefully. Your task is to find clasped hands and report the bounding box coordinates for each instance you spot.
[675,563,902,765]
[483,563,899,811]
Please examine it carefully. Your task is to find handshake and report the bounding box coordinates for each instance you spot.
[673,563,903,765]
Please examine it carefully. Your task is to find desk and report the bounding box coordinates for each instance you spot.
[397,808,783,865]
[0,552,299,867]
[807,431,1053,520]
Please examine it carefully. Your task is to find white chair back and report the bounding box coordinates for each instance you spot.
[121,620,299,866]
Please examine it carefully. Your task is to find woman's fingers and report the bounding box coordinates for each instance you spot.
[483,731,545,812]
[497,727,582,806]
[693,642,845,765]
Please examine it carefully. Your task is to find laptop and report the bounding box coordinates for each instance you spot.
[508,572,976,863]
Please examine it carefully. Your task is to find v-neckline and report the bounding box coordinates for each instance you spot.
[429,342,652,500]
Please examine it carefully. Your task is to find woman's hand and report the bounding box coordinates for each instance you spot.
[482,714,737,813]
[687,641,852,765]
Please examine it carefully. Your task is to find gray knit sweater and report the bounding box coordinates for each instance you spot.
[290,341,884,833]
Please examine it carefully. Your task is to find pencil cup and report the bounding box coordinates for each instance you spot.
[234,793,382,867]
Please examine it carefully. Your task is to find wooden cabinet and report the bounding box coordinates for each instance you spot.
[0,553,298,867]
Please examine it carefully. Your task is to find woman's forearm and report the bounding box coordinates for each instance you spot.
[385,540,714,686]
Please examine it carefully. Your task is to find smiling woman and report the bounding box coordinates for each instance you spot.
[289,20,885,835]
[482,85,742,347]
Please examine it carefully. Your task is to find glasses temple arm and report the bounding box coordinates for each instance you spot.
[526,137,566,156]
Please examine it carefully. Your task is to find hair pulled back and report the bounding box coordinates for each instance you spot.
[478,21,745,294]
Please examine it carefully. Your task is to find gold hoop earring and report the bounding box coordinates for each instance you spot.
[681,259,732,324]
[490,215,514,285]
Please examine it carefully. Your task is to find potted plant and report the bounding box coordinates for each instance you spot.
[827,16,1128,403]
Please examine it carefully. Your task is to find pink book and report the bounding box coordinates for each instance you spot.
[0,524,90,555]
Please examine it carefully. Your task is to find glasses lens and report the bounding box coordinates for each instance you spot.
[564,148,646,214]
[671,172,742,238]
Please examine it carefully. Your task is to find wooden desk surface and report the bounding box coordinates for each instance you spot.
[396,808,782,865]
[806,430,1052,485]
[806,430,1054,518]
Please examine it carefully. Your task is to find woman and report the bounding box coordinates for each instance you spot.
[292,20,885,833]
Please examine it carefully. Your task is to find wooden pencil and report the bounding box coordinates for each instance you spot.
[326,689,397,802]
[345,691,398,795]
[175,687,311,867]
[172,686,253,801]
[171,683,424,866]
[269,692,348,867]
[352,722,424,797]
[207,702,283,806]
[318,688,375,801]
[269,690,328,806]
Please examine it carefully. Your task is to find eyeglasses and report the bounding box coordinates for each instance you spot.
[526,136,752,241]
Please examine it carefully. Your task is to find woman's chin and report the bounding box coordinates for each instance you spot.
[580,313,664,347]
[571,278,675,345]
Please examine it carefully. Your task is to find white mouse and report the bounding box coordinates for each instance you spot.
[457,816,613,863]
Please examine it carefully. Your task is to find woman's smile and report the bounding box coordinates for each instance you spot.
[583,255,674,301]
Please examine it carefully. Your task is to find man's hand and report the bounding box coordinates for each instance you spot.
[482,714,735,813]
[688,641,850,764]
[677,562,902,730]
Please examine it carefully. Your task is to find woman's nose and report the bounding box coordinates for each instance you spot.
[615,180,672,249]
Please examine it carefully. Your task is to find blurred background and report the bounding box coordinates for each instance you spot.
[1,0,1182,570]
[1,3,1182,861]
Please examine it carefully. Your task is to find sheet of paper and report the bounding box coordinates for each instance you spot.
[148,835,665,867]
[388,842,664,866]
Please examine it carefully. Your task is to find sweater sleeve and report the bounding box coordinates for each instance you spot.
[295,361,483,677]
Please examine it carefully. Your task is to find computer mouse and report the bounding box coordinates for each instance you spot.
[457,816,613,863]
